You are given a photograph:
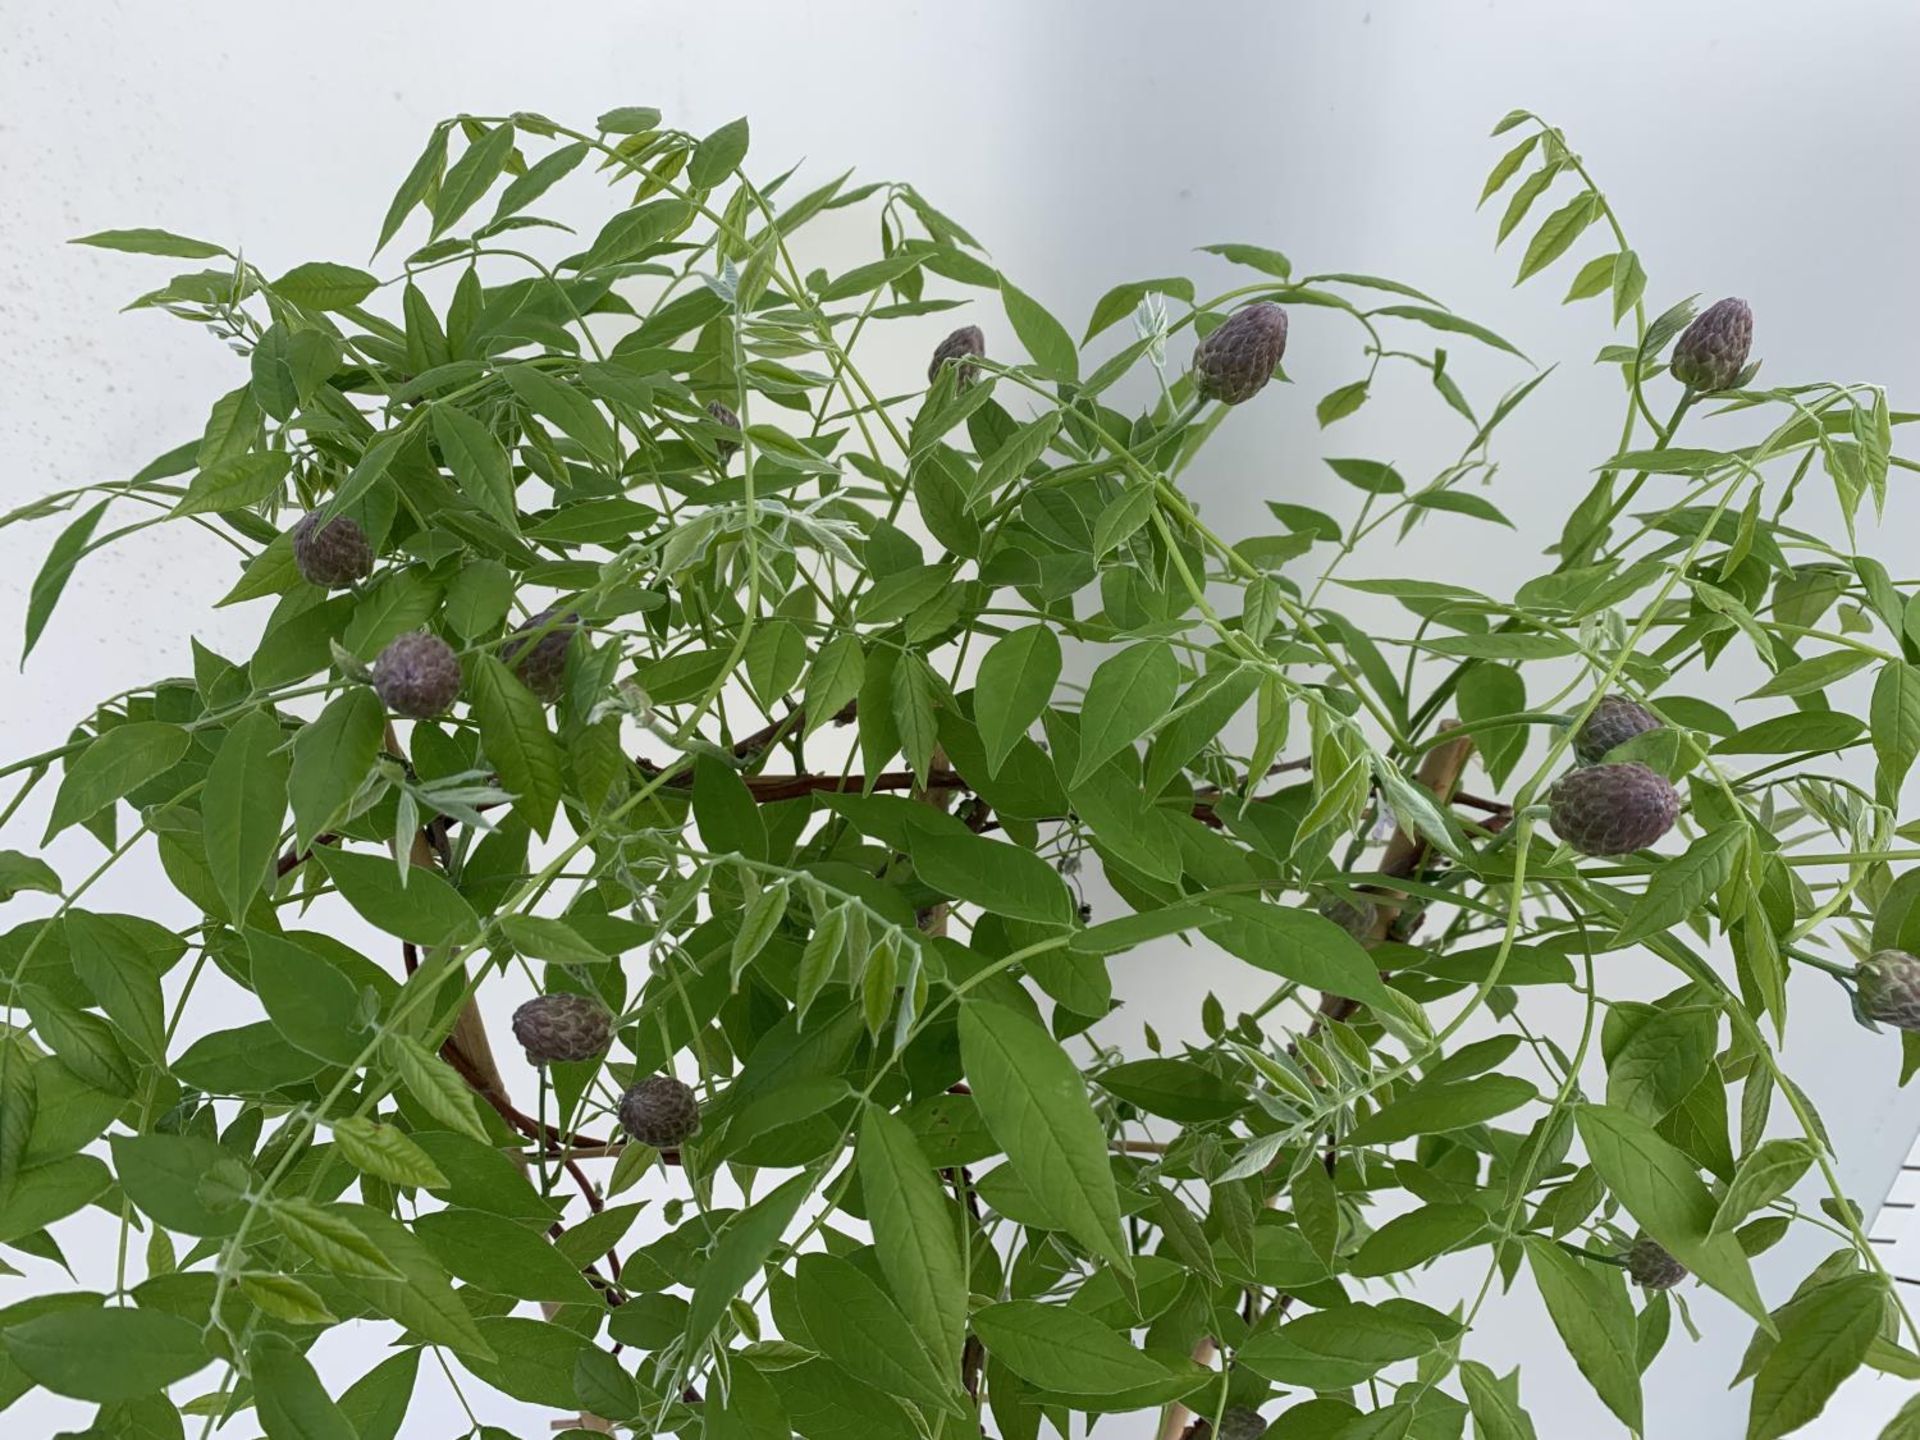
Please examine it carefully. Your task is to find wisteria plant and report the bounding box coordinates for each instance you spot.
[3,102,1919,1440]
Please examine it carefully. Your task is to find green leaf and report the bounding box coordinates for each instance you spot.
[892,655,941,788]
[974,412,1063,500]
[958,999,1130,1272]
[273,261,379,310]
[1455,662,1527,787]
[1146,666,1262,795]
[383,1033,488,1141]
[1597,446,1736,475]
[904,814,1073,925]
[2,1305,210,1402]
[743,620,808,710]
[1346,1074,1535,1145]
[413,1206,599,1305]
[1325,457,1405,495]
[597,105,661,134]
[172,451,292,516]
[0,850,60,901]
[1069,904,1216,955]
[975,625,1067,779]
[459,1315,588,1408]
[25,499,110,661]
[501,364,616,464]
[317,848,480,947]
[1711,1138,1817,1236]
[972,1300,1170,1392]
[171,1022,324,1094]
[1714,711,1864,756]
[330,1115,449,1190]
[1523,1237,1642,1433]
[376,125,447,255]
[1563,251,1619,303]
[65,911,166,1060]
[496,914,608,967]
[692,752,768,861]
[1576,1103,1770,1325]
[0,1154,110,1242]
[269,1198,405,1279]
[1347,1203,1488,1277]
[685,1168,813,1355]
[470,655,562,837]
[1413,489,1514,527]
[731,880,790,984]
[1237,1302,1439,1389]
[796,1251,964,1413]
[334,1205,492,1357]
[704,1356,787,1440]
[203,709,290,923]
[689,116,750,187]
[1317,380,1371,427]
[247,928,365,1064]
[1612,249,1648,323]
[444,559,513,641]
[1198,242,1292,279]
[315,428,404,526]
[0,1047,33,1193]
[494,140,590,221]
[1496,163,1559,244]
[1095,1058,1241,1123]
[1202,895,1395,1009]
[1747,649,1874,699]
[1747,1273,1885,1440]
[336,1346,418,1440]
[431,404,519,531]
[1371,304,1527,360]
[1092,485,1157,558]
[72,227,228,259]
[1073,641,1178,785]
[1083,276,1194,342]
[1872,661,1920,803]
[1881,1393,1920,1439]
[795,906,847,1026]
[1478,134,1540,206]
[1613,824,1745,946]
[1515,192,1597,282]
[573,1346,645,1423]
[263,330,343,428]
[290,688,384,851]
[817,253,927,303]
[803,634,866,736]
[432,123,516,237]
[251,1333,357,1440]
[1603,1004,1718,1120]
[858,1106,968,1377]
[1459,1362,1540,1440]
[583,199,693,270]
[1000,276,1079,381]
[20,984,135,1095]
[110,1132,247,1236]
[241,1273,338,1327]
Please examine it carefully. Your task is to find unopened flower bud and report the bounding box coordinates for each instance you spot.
[1671,298,1753,393]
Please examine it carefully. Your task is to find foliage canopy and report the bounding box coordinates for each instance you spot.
[4,102,1920,1439]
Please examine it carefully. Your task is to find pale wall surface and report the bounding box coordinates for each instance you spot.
[2,1,1918,1435]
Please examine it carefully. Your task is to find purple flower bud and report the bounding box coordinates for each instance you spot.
[372,632,461,719]
[1671,298,1753,393]
[1193,303,1289,404]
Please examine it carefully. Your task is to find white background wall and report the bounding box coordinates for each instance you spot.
[3,1,1919,1434]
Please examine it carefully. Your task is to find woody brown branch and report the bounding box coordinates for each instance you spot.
[1319,721,1478,1025]
[1157,721,1480,1440]
[268,756,1336,877]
